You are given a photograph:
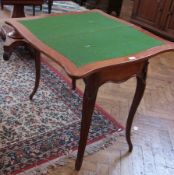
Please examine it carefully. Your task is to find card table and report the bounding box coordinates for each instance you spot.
[2,10,174,170]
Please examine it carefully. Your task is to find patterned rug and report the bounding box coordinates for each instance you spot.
[0,39,123,174]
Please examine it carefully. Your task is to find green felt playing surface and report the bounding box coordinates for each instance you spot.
[20,12,163,67]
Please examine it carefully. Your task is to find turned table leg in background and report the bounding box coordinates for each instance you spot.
[107,0,123,17]
[47,0,53,13]
[11,5,25,18]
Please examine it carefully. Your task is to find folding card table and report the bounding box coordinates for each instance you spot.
[2,10,174,170]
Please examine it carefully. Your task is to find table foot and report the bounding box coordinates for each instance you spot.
[126,61,149,152]
[75,76,99,171]
[3,52,11,61]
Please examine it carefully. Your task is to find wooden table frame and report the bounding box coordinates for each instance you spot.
[2,10,174,171]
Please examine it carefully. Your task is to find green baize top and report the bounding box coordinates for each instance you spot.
[20,12,163,67]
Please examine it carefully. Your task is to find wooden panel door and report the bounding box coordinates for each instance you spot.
[163,0,174,38]
[131,0,165,27]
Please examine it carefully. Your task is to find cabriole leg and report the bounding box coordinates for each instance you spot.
[75,76,99,170]
[126,61,149,152]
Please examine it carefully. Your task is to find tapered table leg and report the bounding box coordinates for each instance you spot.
[48,0,53,13]
[75,76,99,170]
[126,61,149,152]
[30,50,41,100]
